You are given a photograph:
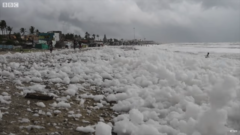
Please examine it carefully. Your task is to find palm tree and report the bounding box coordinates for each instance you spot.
[85,32,89,40]
[92,34,95,40]
[29,26,35,44]
[3,20,7,35]
[35,29,39,35]
[20,28,26,36]
[29,26,35,35]
[97,35,99,41]
[7,26,12,39]
[5,25,7,35]
[0,20,7,35]
[103,34,107,43]
[13,32,21,41]
[20,28,27,41]
[0,23,4,35]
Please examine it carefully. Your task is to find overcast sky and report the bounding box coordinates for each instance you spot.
[0,0,239,43]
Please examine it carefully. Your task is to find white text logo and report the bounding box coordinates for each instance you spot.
[229,130,238,133]
[2,2,19,8]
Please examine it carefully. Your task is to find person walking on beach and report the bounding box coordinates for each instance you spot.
[79,41,82,49]
[73,40,76,50]
[49,41,53,53]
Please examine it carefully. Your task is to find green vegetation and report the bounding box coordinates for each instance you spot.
[7,26,12,39]
[5,40,15,45]
[29,26,35,35]
[0,20,7,35]
[103,34,107,43]
[85,32,90,40]
[1,19,115,48]
[13,48,31,52]
[20,27,26,36]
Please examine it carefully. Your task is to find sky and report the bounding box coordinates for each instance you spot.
[0,0,239,43]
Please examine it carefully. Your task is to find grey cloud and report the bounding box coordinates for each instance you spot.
[195,0,240,9]
[135,0,184,12]
[0,0,239,43]
[135,0,239,11]
[58,12,129,38]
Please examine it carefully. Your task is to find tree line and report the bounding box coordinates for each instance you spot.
[0,19,122,44]
[0,20,40,43]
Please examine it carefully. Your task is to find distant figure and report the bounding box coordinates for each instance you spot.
[73,40,76,50]
[49,41,53,53]
[205,52,209,58]
[79,42,82,49]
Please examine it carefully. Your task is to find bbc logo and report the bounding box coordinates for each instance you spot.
[2,2,19,8]
[229,130,238,133]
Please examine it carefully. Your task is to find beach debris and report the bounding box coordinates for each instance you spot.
[25,93,53,100]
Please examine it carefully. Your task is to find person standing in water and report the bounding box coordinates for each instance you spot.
[205,52,209,58]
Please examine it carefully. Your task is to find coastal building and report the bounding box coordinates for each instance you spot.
[47,31,62,47]
[64,40,73,48]
[38,33,54,44]
[37,31,61,47]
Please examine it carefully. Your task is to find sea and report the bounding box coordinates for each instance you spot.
[159,42,240,60]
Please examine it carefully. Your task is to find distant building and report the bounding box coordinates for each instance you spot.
[118,39,156,45]
[93,41,104,47]
[47,31,62,47]
[33,36,39,44]
[64,40,73,48]
[9,35,17,39]
[37,31,61,47]
[38,33,54,45]
[80,40,90,44]
[47,31,62,38]
[79,39,96,47]
[21,35,32,41]
[140,40,155,44]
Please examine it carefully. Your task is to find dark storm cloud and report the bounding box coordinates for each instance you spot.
[0,0,239,43]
